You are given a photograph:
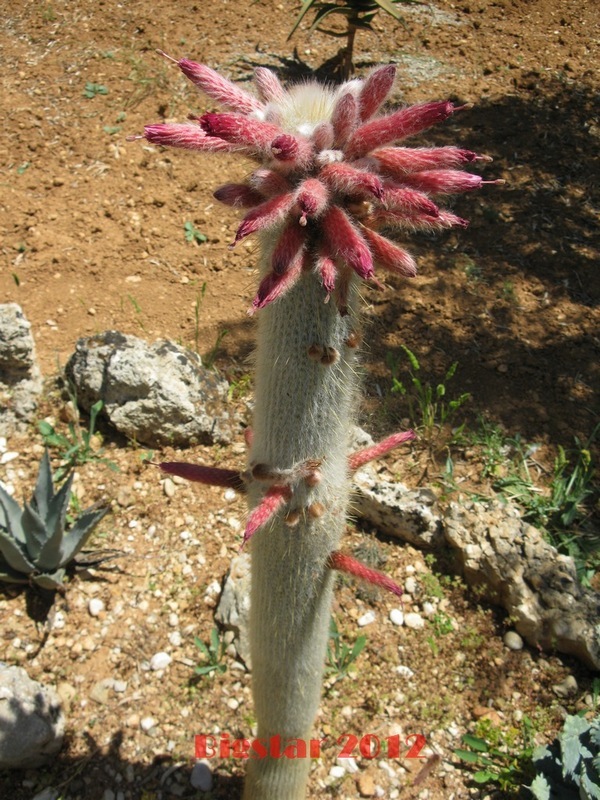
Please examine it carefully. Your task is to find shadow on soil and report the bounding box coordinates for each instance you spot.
[218,72,599,454]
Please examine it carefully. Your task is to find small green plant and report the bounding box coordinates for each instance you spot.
[227,373,252,402]
[38,399,118,482]
[203,329,229,370]
[493,428,599,584]
[288,0,422,80]
[0,451,109,590]
[191,282,229,368]
[194,628,228,677]
[386,346,470,441]
[527,713,600,799]
[83,82,109,98]
[469,415,509,479]
[184,221,207,245]
[431,611,454,636]
[325,617,367,679]
[455,716,536,796]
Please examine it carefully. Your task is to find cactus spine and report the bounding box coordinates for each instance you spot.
[139,55,492,799]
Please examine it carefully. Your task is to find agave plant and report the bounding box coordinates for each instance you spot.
[0,450,109,590]
[289,0,424,80]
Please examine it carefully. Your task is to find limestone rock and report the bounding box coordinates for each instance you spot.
[0,304,42,435]
[65,331,234,447]
[0,664,64,768]
[444,500,600,670]
[352,471,444,551]
[214,554,251,667]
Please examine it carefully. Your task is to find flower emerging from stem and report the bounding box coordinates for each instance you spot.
[137,55,496,313]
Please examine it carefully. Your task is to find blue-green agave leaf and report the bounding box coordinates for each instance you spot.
[33,569,66,590]
[36,476,75,571]
[31,449,54,520]
[0,483,26,544]
[0,559,30,584]
[58,505,109,566]
[46,471,74,539]
[22,501,48,560]
[0,528,35,574]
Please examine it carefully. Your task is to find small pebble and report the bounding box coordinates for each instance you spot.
[358,772,376,797]
[190,760,213,791]
[163,478,176,497]
[329,765,346,779]
[52,611,66,629]
[227,698,239,710]
[404,612,424,630]
[395,665,414,678]
[389,608,404,626]
[88,598,105,617]
[169,631,183,647]
[404,576,417,595]
[336,756,358,773]
[113,680,128,693]
[140,716,156,732]
[150,652,172,670]
[358,610,376,627]
[503,631,524,651]
[553,675,578,698]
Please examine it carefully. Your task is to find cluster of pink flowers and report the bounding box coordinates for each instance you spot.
[139,54,496,313]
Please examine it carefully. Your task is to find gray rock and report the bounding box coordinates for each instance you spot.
[444,500,600,671]
[0,664,64,768]
[65,331,234,447]
[0,304,42,435]
[348,427,600,671]
[353,477,443,548]
[214,554,251,667]
[552,675,578,698]
[503,631,524,651]
[190,760,213,791]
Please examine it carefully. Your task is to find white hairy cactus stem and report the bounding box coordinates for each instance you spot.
[243,251,359,799]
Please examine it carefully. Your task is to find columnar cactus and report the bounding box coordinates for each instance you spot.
[135,54,495,799]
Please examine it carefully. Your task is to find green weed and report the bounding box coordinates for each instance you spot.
[454,716,536,796]
[184,221,208,245]
[493,427,599,584]
[38,399,118,482]
[386,346,470,441]
[325,618,366,679]
[194,628,228,677]
[83,82,109,98]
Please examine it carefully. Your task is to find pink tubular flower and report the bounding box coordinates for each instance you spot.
[138,58,496,310]
[373,145,483,176]
[328,551,404,598]
[358,65,397,122]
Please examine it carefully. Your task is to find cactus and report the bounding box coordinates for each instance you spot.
[0,450,109,590]
[528,713,600,799]
[136,56,495,799]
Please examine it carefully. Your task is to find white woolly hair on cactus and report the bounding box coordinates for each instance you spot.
[135,54,498,799]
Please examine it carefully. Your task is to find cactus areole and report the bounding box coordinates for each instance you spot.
[136,54,496,799]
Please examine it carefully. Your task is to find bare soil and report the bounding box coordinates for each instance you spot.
[0,1,599,799]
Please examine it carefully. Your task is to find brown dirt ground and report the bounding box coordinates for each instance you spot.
[0,1,599,798]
